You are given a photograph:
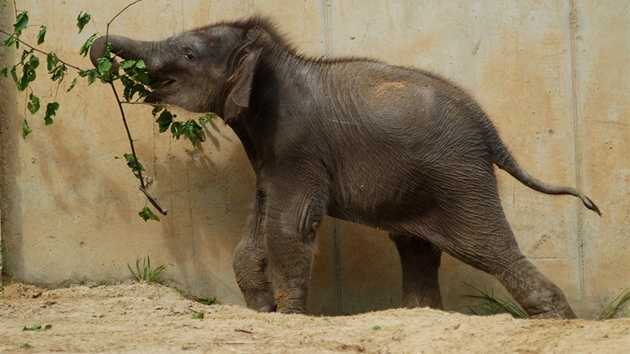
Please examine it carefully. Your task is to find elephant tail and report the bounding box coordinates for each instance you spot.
[487,123,602,216]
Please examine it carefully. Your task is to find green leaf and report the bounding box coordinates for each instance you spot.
[79,69,98,85]
[120,76,150,102]
[138,207,160,222]
[156,110,174,133]
[67,78,78,92]
[27,93,40,114]
[13,55,40,91]
[37,26,47,45]
[76,12,91,33]
[182,120,205,146]
[198,113,216,125]
[191,312,204,319]
[123,153,145,180]
[119,59,160,97]
[170,122,182,139]
[170,120,205,147]
[13,12,29,35]
[50,64,67,82]
[121,60,137,69]
[0,67,7,78]
[24,55,40,87]
[22,120,32,138]
[2,0,8,7]
[151,106,164,117]
[46,53,59,72]
[10,65,19,88]
[97,57,113,75]
[21,49,32,62]
[28,54,40,68]
[79,33,97,57]
[3,35,16,49]
[20,343,32,349]
[47,53,67,82]
[44,102,60,125]
[133,71,152,85]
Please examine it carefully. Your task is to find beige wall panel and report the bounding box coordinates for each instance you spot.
[325,0,597,314]
[574,0,630,315]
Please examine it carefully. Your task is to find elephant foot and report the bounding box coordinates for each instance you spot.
[519,288,577,319]
[528,304,577,320]
[402,292,443,310]
[274,291,307,314]
[242,289,277,313]
[255,303,278,313]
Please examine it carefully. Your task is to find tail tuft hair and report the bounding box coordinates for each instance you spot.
[582,196,602,217]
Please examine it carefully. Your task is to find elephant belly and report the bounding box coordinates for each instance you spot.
[325,165,436,230]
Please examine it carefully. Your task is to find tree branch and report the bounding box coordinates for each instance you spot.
[102,0,167,215]
[0,29,84,71]
[108,81,167,215]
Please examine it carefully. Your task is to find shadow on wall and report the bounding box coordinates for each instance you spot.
[153,113,257,303]
[0,6,21,278]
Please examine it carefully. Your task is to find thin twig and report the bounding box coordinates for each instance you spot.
[108,81,167,215]
[103,0,167,215]
[141,186,168,215]
[107,0,144,32]
[0,29,84,71]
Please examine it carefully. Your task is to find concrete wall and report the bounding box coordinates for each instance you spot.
[1,1,628,318]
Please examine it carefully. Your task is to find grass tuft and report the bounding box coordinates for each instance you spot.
[463,282,529,319]
[598,288,630,320]
[127,256,172,284]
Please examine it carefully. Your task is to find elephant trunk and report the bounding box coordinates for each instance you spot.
[89,35,160,70]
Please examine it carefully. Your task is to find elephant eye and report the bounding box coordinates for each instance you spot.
[184,53,195,61]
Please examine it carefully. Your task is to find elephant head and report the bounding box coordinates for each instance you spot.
[89,23,267,121]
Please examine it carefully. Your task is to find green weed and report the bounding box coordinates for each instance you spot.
[22,324,52,332]
[191,295,218,306]
[598,288,630,320]
[127,256,172,283]
[89,276,116,288]
[174,287,219,306]
[463,282,529,319]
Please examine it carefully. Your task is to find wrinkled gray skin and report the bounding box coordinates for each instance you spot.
[90,17,601,319]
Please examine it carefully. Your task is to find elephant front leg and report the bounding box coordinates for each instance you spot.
[233,190,276,312]
[264,193,323,314]
[390,232,443,309]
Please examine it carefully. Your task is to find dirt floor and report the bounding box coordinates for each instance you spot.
[0,280,628,354]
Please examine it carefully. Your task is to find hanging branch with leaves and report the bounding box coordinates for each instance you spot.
[0,1,215,221]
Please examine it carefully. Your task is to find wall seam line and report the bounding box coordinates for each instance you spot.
[569,0,586,296]
[322,0,342,314]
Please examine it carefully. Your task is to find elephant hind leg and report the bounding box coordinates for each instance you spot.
[416,180,576,319]
[389,232,443,309]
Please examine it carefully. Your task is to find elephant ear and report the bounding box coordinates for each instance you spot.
[224,46,263,122]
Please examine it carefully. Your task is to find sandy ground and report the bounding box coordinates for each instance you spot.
[0,281,628,354]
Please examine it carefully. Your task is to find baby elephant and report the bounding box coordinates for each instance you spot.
[90,17,600,318]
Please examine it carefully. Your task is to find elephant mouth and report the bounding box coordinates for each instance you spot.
[145,78,177,104]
